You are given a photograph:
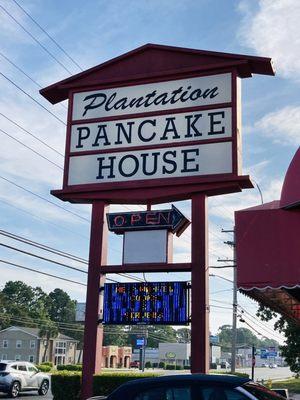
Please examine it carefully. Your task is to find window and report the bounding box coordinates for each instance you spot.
[242,382,285,399]
[28,365,38,373]
[28,355,35,363]
[30,340,36,349]
[202,387,249,400]
[3,340,8,348]
[16,340,22,349]
[15,355,21,361]
[17,364,27,371]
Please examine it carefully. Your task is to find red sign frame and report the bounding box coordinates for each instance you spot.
[52,67,251,204]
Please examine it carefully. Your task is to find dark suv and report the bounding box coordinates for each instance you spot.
[88,374,286,400]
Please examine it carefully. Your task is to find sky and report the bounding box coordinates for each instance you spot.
[0,0,299,345]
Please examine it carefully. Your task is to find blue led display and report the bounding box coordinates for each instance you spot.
[103,282,189,325]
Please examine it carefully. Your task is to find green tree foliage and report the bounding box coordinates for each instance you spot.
[257,304,300,375]
[218,324,279,351]
[176,328,191,343]
[0,281,80,344]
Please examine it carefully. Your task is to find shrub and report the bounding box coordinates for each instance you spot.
[184,365,191,370]
[93,373,159,396]
[52,371,160,399]
[165,364,176,370]
[57,364,82,371]
[145,361,152,368]
[40,362,53,367]
[152,363,158,368]
[158,361,165,369]
[51,372,81,400]
[36,364,52,372]
[175,365,183,370]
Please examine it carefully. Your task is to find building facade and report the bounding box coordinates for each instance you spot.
[0,326,78,365]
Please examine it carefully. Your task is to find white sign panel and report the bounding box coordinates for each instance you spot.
[68,142,232,186]
[70,108,232,153]
[123,230,169,264]
[72,73,231,121]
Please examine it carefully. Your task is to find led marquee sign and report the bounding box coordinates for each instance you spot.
[103,281,189,325]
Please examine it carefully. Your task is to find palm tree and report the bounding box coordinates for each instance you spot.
[39,321,59,363]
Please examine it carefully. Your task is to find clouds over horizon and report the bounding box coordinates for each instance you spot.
[238,0,300,82]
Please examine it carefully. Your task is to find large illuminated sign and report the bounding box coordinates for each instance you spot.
[65,72,239,192]
[103,281,189,325]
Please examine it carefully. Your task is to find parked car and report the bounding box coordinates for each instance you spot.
[269,363,278,368]
[88,374,286,399]
[129,360,140,369]
[261,363,269,367]
[0,361,50,398]
[220,361,230,369]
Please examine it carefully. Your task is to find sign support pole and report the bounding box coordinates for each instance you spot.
[82,201,108,400]
[191,193,209,373]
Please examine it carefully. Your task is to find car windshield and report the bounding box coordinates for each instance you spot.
[0,363,7,371]
[242,382,285,399]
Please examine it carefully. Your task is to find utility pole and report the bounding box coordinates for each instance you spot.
[251,345,256,380]
[218,228,237,374]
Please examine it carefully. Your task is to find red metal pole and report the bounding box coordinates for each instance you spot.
[81,201,108,400]
[191,194,209,373]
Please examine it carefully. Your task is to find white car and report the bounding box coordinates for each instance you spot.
[0,361,49,398]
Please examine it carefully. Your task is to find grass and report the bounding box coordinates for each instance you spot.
[272,378,300,394]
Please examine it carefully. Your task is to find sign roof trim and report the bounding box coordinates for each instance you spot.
[40,43,275,104]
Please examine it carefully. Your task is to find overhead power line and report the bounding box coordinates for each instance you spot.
[0,242,88,275]
[0,51,67,111]
[11,0,83,72]
[0,175,89,223]
[0,229,86,263]
[0,127,63,170]
[0,228,145,283]
[0,258,87,286]
[0,112,64,157]
[0,4,72,75]
[0,71,66,126]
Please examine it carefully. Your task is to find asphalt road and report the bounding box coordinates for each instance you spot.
[0,367,293,399]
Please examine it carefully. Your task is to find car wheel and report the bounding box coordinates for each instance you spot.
[8,381,21,398]
[38,379,49,396]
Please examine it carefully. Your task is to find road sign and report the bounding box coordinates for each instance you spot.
[136,337,147,347]
[103,281,189,325]
[107,204,190,236]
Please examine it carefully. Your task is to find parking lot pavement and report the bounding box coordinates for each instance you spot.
[0,391,53,399]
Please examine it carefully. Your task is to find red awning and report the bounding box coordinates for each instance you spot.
[235,200,300,322]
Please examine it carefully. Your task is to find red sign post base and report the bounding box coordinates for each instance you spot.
[191,194,209,373]
[81,201,108,400]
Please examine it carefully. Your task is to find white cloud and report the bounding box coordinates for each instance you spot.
[254,106,300,146]
[238,0,300,81]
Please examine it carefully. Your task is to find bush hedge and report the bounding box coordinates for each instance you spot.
[56,364,82,371]
[93,373,158,396]
[36,364,52,372]
[51,372,159,400]
[158,361,165,369]
[51,372,81,400]
[165,364,176,370]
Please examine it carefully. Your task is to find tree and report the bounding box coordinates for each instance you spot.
[0,281,48,329]
[257,304,300,375]
[39,321,59,363]
[176,328,191,343]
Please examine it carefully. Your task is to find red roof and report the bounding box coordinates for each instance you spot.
[280,147,300,209]
[235,147,300,323]
[40,43,275,104]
